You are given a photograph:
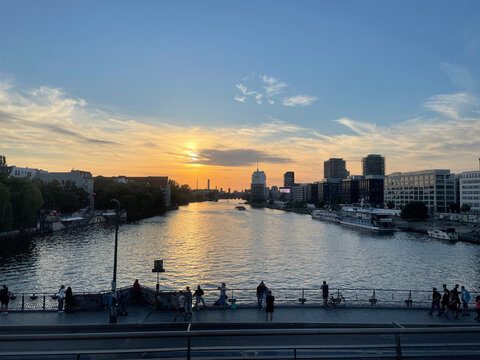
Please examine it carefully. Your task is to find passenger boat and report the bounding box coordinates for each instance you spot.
[339,207,397,233]
[427,227,458,241]
[235,206,246,211]
[311,210,340,223]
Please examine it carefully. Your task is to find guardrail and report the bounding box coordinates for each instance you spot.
[6,286,479,311]
[1,326,480,359]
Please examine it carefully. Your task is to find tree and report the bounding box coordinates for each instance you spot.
[386,201,395,209]
[449,203,460,213]
[461,204,471,213]
[0,182,13,231]
[401,201,428,220]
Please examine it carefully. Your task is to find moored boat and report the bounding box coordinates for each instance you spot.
[339,207,397,233]
[235,206,246,211]
[427,227,458,241]
[311,209,340,223]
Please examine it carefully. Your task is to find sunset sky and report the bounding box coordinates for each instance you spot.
[1,0,479,190]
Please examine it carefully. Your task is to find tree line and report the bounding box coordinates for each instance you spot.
[0,176,89,232]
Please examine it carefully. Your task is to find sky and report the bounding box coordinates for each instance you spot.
[1,0,479,190]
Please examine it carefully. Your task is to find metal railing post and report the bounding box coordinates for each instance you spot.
[187,337,191,360]
[293,348,297,360]
[43,294,46,310]
[395,334,402,360]
[21,294,24,311]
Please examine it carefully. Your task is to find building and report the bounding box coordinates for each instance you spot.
[207,179,210,190]
[4,166,48,179]
[250,167,267,203]
[318,179,343,204]
[459,170,480,214]
[291,184,307,202]
[384,170,455,213]
[284,172,295,187]
[306,183,318,203]
[39,170,95,209]
[324,158,349,179]
[358,175,385,206]
[342,176,362,204]
[362,154,385,176]
[114,176,171,207]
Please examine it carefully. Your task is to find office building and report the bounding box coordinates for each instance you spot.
[342,176,362,204]
[284,172,295,187]
[359,175,385,206]
[324,158,349,179]
[291,184,307,202]
[459,170,480,214]
[306,183,318,203]
[250,167,267,203]
[318,179,343,204]
[384,170,455,213]
[362,154,385,176]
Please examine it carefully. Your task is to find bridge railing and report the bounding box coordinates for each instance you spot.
[1,326,480,359]
[5,286,479,311]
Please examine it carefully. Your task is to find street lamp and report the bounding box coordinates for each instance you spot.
[109,198,121,324]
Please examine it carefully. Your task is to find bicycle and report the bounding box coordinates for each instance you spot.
[327,290,348,309]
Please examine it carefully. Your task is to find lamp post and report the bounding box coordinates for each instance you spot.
[109,198,121,324]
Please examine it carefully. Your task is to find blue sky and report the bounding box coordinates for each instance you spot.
[1,1,479,188]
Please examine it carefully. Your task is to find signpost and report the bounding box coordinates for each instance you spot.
[152,260,165,291]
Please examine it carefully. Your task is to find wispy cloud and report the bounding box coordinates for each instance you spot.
[261,75,287,97]
[190,149,290,166]
[282,95,317,107]
[423,93,475,119]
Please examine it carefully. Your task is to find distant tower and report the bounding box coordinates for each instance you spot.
[0,155,6,167]
[362,154,385,176]
[207,179,210,190]
[251,167,267,203]
[196,179,198,190]
[324,158,348,179]
[284,171,295,187]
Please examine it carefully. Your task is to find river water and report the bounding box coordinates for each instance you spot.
[1,200,479,294]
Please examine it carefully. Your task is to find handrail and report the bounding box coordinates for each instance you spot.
[1,326,480,341]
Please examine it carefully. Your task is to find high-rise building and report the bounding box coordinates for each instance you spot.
[324,158,349,179]
[384,170,455,213]
[318,179,343,204]
[458,170,480,214]
[342,176,362,204]
[284,171,295,187]
[362,154,385,176]
[359,175,385,205]
[250,167,267,203]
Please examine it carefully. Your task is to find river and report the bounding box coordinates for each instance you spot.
[1,200,479,294]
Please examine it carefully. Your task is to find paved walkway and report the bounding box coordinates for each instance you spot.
[1,305,479,328]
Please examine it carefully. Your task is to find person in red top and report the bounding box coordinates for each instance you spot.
[132,279,141,304]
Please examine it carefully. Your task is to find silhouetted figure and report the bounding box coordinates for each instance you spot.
[429,287,441,316]
[58,285,65,313]
[218,283,227,309]
[184,286,193,316]
[132,279,141,304]
[65,287,74,313]
[194,285,206,310]
[257,281,266,309]
[0,285,9,314]
[265,290,275,322]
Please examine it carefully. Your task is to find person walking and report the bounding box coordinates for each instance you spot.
[321,281,329,309]
[173,291,186,322]
[65,286,74,313]
[440,285,450,317]
[475,295,480,322]
[256,281,266,309]
[57,285,65,313]
[218,283,228,309]
[452,284,461,317]
[448,288,459,319]
[194,285,206,310]
[265,290,275,322]
[132,279,141,304]
[429,287,441,316]
[0,285,9,314]
[184,286,193,316]
[461,286,471,316]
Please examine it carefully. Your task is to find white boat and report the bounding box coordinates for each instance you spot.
[311,210,340,223]
[235,206,246,211]
[339,207,397,233]
[427,227,458,241]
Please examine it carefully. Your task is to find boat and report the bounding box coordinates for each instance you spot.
[235,206,246,211]
[311,210,340,223]
[428,227,458,241]
[339,207,397,232]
